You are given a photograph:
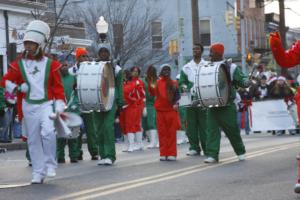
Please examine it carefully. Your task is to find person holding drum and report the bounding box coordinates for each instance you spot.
[1,20,66,184]
[95,46,124,165]
[69,48,99,161]
[56,63,80,164]
[204,43,250,163]
[149,64,181,161]
[179,43,208,156]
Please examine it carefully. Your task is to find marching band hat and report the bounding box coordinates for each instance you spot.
[23,20,50,49]
[75,47,88,59]
[210,43,225,56]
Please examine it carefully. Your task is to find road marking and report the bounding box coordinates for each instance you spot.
[0,183,30,189]
[54,142,300,200]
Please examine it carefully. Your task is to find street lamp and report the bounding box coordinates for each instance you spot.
[96,16,108,43]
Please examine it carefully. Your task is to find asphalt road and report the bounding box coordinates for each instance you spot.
[0,133,300,200]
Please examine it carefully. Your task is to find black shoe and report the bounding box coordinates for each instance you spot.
[58,158,66,163]
[70,158,78,163]
[91,155,99,160]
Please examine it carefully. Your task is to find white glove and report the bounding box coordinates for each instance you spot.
[55,100,66,114]
[18,83,29,93]
[5,80,17,94]
[142,107,147,117]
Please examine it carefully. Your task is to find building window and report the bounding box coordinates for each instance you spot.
[151,21,162,49]
[199,19,211,46]
[113,23,124,52]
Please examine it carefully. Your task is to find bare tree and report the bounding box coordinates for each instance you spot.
[65,0,175,69]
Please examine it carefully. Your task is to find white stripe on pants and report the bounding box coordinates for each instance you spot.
[22,100,57,179]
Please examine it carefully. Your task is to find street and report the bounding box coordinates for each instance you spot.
[0,133,300,200]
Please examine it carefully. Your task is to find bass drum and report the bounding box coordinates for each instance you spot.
[194,62,230,107]
[77,61,115,112]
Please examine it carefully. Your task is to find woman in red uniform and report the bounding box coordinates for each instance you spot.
[149,64,181,161]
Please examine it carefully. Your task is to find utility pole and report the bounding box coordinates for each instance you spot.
[191,0,200,45]
[240,0,247,74]
[278,0,287,75]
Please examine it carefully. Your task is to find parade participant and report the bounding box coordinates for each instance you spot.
[142,65,158,149]
[204,43,250,163]
[123,66,145,152]
[95,46,124,165]
[179,43,207,156]
[149,64,181,161]
[176,74,188,145]
[56,64,79,163]
[269,31,300,193]
[68,48,99,161]
[1,20,66,184]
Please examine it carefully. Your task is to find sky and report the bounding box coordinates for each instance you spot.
[265,0,300,28]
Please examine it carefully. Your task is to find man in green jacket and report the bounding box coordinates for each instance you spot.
[204,43,250,163]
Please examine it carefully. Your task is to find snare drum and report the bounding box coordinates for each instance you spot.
[194,62,230,107]
[77,61,115,112]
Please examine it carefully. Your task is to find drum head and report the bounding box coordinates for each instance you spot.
[218,64,230,105]
[100,63,115,110]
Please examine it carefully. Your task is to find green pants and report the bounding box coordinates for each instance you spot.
[25,145,31,161]
[80,112,98,157]
[57,138,78,160]
[143,105,157,131]
[179,106,186,131]
[186,107,207,154]
[94,105,116,162]
[206,103,246,160]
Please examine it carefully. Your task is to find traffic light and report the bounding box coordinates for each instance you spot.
[225,10,234,26]
[168,40,178,56]
[246,53,252,65]
[235,15,241,30]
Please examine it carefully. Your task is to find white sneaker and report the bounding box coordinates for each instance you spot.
[186,150,200,156]
[204,157,217,163]
[295,183,300,193]
[31,176,44,184]
[104,158,113,165]
[160,156,167,161]
[167,156,176,161]
[238,154,246,161]
[46,168,56,177]
[97,159,106,165]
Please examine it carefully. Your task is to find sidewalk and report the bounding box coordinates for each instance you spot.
[0,139,27,151]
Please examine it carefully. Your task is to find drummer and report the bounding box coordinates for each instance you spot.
[95,46,124,166]
[204,43,250,163]
[178,43,208,156]
[68,48,99,161]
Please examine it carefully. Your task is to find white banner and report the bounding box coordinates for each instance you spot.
[250,99,296,131]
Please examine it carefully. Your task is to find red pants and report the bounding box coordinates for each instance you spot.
[156,110,181,157]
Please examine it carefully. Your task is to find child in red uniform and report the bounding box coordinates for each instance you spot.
[149,64,181,161]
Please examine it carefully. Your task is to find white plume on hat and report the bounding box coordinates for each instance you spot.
[23,20,50,49]
[277,76,286,81]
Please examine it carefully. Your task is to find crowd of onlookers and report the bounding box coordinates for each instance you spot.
[236,64,299,135]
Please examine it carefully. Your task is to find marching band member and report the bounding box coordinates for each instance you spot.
[142,65,158,149]
[149,64,181,161]
[123,67,145,152]
[95,46,124,165]
[179,43,207,156]
[1,20,66,184]
[56,63,79,163]
[204,43,249,163]
[69,48,99,161]
[269,32,300,192]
